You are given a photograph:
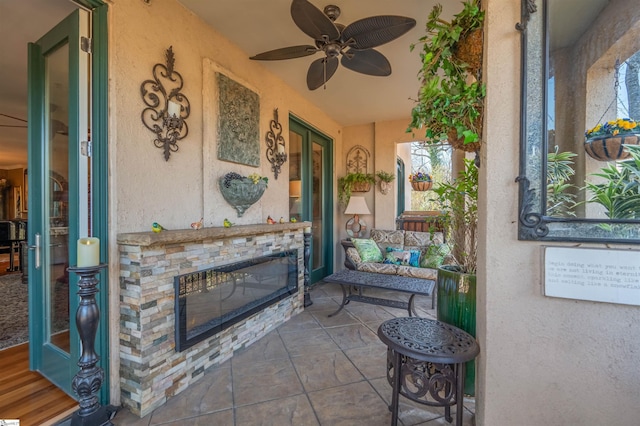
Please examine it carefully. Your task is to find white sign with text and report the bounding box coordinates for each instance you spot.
[544,247,640,306]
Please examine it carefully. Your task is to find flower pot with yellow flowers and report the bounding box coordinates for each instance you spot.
[584,118,640,161]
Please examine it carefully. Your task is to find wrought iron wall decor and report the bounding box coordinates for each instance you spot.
[346,145,370,174]
[140,46,190,161]
[265,108,287,179]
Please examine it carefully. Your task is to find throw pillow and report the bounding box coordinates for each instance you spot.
[386,247,421,267]
[352,238,384,263]
[421,243,450,268]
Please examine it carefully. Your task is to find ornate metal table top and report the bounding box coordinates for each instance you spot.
[324,269,434,295]
[378,317,479,364]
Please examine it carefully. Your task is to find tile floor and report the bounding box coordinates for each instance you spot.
[111,281,476,426]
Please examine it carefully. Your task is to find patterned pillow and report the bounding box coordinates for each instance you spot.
[386,247,421,267]
[352,238,384,263]
[421,243,450,268]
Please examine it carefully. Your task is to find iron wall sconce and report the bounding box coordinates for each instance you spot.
[141,46,190,161]
[265,108,287,179]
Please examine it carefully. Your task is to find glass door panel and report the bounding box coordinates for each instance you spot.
[289,117,333,283]
[311,142,324,274]
[47,44,71,353]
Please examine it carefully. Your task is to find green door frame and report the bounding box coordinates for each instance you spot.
[289,115,334,283]
[85,0,110,405]
[397,157,406,217]
[27,0,110,404]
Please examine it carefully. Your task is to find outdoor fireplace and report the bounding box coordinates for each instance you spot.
[175,250,298,351]
[118,223,308,417]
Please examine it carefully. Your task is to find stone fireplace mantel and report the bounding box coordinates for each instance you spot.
[117,222,310,417]
[117,222,310,247]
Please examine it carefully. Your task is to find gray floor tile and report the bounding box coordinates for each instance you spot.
[309,308,360,328]
[234,394,319,426]
[344,345,389,380]
[278,327,340,356]
[231,357,304,406]
[291,350,365,392]
[324,323,381,350]
[232,329,289,363]
[274,310,322,334]
[307,381,392,426]
[147,361,233,424]
[159,409,234,425]
[343,304,398,324]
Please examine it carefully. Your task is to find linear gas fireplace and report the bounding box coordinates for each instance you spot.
[174,250,298,351]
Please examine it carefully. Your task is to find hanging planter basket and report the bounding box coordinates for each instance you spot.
[411,181,433,191]
[584,133,640,161]
[454,28,483,76]
[447,129,482,153]
[352,182,372,192]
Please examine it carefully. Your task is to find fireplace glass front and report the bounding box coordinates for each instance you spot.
[175,250,298,351]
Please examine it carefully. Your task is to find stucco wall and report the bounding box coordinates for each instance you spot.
[107,0,343,404]
[479,1,640,424]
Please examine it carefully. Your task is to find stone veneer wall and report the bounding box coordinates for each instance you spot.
[117,223,309,417]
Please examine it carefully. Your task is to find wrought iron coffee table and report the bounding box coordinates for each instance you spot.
[323,269,435,317]
[377,317,480,426]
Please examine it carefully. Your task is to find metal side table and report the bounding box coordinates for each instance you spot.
[377,317,480,426]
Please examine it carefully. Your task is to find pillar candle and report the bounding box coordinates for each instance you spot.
[304,226,311,234]
[77,237,100,267]
[277,143,285,154]
[167,100,180,117]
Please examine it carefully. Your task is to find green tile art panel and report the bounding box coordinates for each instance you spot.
[216,73,260,166]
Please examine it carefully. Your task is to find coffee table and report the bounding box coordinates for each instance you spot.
[323,269,435,317]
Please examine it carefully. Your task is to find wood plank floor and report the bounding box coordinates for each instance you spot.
[0,342,77,425]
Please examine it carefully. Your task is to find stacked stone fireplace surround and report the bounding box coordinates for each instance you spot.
[117,223,309,417]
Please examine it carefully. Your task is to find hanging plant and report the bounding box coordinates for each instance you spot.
[407,0,485,153]
[584,118,640,161]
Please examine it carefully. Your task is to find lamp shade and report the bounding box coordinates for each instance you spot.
[289,180,302,198]
[344,196,370,215]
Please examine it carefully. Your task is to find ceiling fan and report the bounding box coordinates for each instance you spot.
[250,0,416,90]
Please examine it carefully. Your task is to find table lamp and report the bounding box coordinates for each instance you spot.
[344,195,370,238]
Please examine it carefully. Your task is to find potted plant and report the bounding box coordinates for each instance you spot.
[338,172,375,206]
[584,144,640,219]
[376,170,396,195]
[431,157,478,395]
[409,171,433,191]
[407,0,485,152]
[584,118,640,161]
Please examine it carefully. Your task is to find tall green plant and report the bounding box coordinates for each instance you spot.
[585,145,640,219]
[547,147,578,217]
[432,158,478,274]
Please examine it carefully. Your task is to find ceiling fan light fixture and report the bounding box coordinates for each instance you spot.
[251,0,416,90]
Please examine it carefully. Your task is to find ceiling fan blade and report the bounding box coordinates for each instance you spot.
[291,0,340,41]
[341,49,391,76]
[307,56,339,90]
[342,16,416,50]
[250,45,317,61]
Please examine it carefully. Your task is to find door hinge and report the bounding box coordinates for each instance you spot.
[81,37,92,53]
[81,140,92,157]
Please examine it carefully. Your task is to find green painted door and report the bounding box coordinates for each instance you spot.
[27,8,90,397]
[289,117,334,283]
